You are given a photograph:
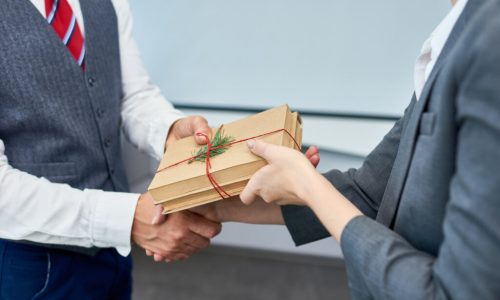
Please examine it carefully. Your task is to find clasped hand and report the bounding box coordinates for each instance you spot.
[132,116,321,263]
[132,116,222,262]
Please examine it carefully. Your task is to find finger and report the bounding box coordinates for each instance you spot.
[275,199,290,206]
[166,225,210,251]
[181,243,200,256]
[157,251,191,262]
[304,146,320,167]
[152,250,188,262]
[152,205,167,225]
[305,145,319,159]
[169,253,190,261]
[309,154,320,168]
[160,243,198,258]
[240,170,263,205]
[247,139,279,163]
[183,232,211,249]
[188,116,211,145]
[146,249,153,256]
[154,253,166,262]
[186,212,222,239]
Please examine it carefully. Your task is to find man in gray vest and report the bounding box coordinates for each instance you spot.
[0,0,221,299]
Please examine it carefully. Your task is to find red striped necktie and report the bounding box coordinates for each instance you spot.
[45,0,86,70]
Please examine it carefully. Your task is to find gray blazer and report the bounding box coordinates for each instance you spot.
[282,0,500,298]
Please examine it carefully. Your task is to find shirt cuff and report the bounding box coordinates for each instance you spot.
[85,189,140,256]
[281,205,331,246]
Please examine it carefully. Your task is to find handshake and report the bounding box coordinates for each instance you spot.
[131,191,222,263]
[131,114,320,262]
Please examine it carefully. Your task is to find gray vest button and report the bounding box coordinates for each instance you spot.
[88,77,96,86]
[104,138,111,147]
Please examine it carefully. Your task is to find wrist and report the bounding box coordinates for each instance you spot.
[131,193,155,244]
[165,119,180,151]
[213,197,239,222]
[298,170,325,207]
[130,196,144,244]
[216,197,285,225]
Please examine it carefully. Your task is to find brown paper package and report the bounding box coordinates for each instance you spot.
[148,104,303,214]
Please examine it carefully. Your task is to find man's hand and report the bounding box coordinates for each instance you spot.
[165,116,211,149]
[132,193,222,262]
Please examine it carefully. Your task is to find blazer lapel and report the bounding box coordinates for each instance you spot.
[376,0,483,227]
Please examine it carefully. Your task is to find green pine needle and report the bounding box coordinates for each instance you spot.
[189,127,235,163]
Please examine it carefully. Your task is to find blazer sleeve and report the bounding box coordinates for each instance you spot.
[281,98,416,245]
[340,12,500,299]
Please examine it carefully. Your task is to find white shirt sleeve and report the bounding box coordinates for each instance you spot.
[0,140,139,256]
[113,0,185,161]
[9,0,182,256]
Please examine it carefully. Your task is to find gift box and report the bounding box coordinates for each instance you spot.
[148,104,303,214]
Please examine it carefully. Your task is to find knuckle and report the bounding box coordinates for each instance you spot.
[207,224,222,238]
[172,231,185,242]
[214,223,223,236]
[193,115,206,123]
[169,245,180,253]
[200,239,210,248]
[145,232,157,241]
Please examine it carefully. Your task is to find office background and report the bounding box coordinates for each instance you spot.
[125,0,449,259]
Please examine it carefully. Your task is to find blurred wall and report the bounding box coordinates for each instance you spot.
[128,0,449,115]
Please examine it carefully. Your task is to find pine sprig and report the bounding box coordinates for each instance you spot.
[189,127,235,163]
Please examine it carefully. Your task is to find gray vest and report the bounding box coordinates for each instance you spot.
[0,0,129,255]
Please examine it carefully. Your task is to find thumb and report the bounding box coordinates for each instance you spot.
[247,139,276,162]
[189,116,211,145]
[151,205,167,225]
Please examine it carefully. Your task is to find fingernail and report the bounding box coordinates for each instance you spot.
[247,140,255,149]
[151,216,159,225]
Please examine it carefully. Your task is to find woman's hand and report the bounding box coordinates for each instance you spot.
[240,139,321,206]
[241,139,363,242]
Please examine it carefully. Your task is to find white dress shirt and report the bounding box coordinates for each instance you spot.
[0,0,184,256]
[414,0,468,100]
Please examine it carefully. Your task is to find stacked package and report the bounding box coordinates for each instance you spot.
[148,104,303,214]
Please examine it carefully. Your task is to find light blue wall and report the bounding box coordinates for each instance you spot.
[129,0,449,115]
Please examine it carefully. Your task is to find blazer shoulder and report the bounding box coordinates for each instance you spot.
[463,1,500,59]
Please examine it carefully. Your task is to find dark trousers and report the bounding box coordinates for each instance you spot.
[0,240,132,300]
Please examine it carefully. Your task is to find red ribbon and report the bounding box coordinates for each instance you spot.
[156,126,301,200]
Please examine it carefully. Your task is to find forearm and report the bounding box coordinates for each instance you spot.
[0,144,138,255]
[216,197,285,225]
[116,0,183,161]
[303,173,362,242]
[121,93,183,161]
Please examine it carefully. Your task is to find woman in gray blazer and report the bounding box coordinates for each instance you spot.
[149,0,500,298]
